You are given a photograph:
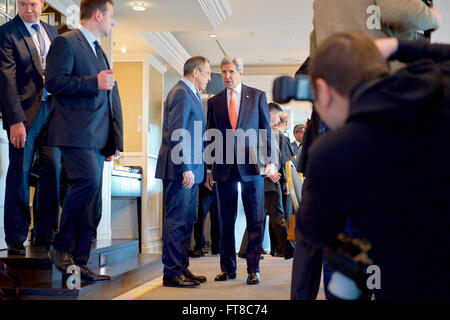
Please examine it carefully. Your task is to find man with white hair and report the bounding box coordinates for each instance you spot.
[205,56,276,284]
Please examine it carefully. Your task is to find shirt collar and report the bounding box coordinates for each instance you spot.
[228,82,242,96]
[181,77,200,96]
[79,25,99,46]
[19,15,41,31]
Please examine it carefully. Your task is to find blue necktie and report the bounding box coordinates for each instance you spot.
[196,91,202,103]
[31,24,45,60]
[32,23,48,101]
[94,40,108,70]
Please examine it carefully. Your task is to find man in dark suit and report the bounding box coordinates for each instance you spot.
[156,56,211,288]
[291,123,305,156]
[205,56,277,285]
[0,0,61,255]
[45,0,121,281]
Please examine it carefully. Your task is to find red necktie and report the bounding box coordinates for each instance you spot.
[228,89,238,131]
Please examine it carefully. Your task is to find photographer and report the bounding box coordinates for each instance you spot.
[297,32,450,299]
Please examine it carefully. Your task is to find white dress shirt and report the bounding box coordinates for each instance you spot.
[79,25,99,56]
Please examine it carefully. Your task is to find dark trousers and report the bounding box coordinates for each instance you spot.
[290,229,323,300]
[194,186,220,252]
[162,180,198,277]
[265,185,294,257]
[216,167,264,274]
[4,100,61,245]
[33,125,62,241]
[52,148,104,265]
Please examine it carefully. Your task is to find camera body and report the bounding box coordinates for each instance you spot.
[326,234,374,300]
[272,75,314,104]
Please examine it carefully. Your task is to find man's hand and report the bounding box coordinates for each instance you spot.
[374,38,399,59]
[284,182,290,195]
[205,172,214,191]
[98,69,115,91]
[105,150,120,162]
[267,172,281,183]
[182,171,195,189]
[10,122,26,149]
[264,163,277,176]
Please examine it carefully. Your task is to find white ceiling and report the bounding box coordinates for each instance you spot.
[113,0,314,68]
[112,0,450,71]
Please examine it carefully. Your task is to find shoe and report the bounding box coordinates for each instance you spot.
[184,269,207,283]
[238,253,246,258]
[79,265,111,281]
[188,249,202,258]
[48,245,75,273]
[247,272,260,284]
[214,271,237,281]
[163,274,199,288]
[32,238,52,250]
[261,249,268,254]
[193,249,205,257]
[211,249,220,255]
[7,242,25,255]
[276,252,284,258]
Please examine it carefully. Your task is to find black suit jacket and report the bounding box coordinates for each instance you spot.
[0,15,58,130]
[45,29,122,156]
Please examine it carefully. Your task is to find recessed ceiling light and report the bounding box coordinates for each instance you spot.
[208,34,217,38]
[121,47,127,53]
[132,2,146,11]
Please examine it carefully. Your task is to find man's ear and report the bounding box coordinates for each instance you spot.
[315,78,331,110]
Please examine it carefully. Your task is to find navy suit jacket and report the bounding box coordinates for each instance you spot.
[45,29,120,156]
[206,84,276,183]
[0,15,58,130]
[155,80,206,184]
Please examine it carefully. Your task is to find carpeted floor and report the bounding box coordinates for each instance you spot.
[127,254,325,300]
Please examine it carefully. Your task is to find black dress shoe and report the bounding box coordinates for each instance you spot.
[48,245,75,273]
[163,274,199,288]
[7,242,25,255]
[193,249,205,257]
[188,249,202,258]
[214,271,237,281]
[79,265,111,282]
[211,249,220,255]
[247,272,260,284]
[184,269,207,283]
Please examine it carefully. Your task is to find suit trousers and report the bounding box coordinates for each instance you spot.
[162,180,198,277]
[216,166,264,274]
[52,148,104,265]
[33,124,62,241]
[194,186,220,252]
[4,100,60,245]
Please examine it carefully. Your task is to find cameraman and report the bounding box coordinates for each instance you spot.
[297,32,450,299]
[310,0,442,56]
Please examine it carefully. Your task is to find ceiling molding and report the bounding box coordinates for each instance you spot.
[138,32,190,75]
[46,0,80,16]
[198,0,232,30]
[148,54,168,74]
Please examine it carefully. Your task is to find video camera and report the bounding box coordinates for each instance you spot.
[272,75,314,104]
[326,234,374,300]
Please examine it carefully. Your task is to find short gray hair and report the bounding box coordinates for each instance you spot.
[184,56,209,76]
[221,56,244,72]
